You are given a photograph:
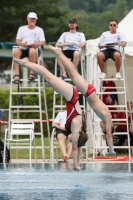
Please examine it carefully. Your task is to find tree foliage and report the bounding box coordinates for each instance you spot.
[0,0,133,42]
[0,0,133,73]
[0,0,68,42]
[62,0,133,39]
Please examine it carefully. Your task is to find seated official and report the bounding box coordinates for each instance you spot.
[97,19,127,79]
[56,18,86,79]
[13,12,45,84]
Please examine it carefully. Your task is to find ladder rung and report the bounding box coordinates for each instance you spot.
[112,119,127,121]
[97,92,125,94]
[102,87,125,89]
[20,87,43,89]
[54,91,82,95]
[10,146,45,149]
[10,106,40,108]
[54,105,66,108]
[95,146,129,149]
[97,78,124,81]
[64,78,71,81]
[114,132,129,135]
[11,92,39,95]
[95,132,129,135]
[11,110,46,113]
[12,78,39,82]
[9,119,52,122]
[34,132,43,135]
[108,110,126,112]
[54,105,85,109]
[107,105,126,108]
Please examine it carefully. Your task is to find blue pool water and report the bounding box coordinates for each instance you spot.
[0,162,133,200]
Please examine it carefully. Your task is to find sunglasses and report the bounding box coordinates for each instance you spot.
[110,24,117,26]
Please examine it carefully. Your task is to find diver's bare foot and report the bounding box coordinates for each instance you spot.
[48,45,62,55]
[14,58,29,65]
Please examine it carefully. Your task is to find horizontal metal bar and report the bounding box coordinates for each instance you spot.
[10,106,40,108]
[11,92,39,95]
[102,87,125,89]
[97,78,124,81]
[95,146,129,149]
[112,119,127,121]
[107,105,126,107]
[95,132,129,135]
[12,78,39,82]
[97,92,125,94]
[20,87,43,89]
[9,146,50,149]
[11,110,46,113]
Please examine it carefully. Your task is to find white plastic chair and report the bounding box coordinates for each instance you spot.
[3,121,34,164]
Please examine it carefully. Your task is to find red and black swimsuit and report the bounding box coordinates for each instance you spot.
[66,87,81,130]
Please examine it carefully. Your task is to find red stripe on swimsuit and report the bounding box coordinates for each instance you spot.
[66,87,81,129]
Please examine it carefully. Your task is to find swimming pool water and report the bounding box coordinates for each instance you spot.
[0,162,133,200]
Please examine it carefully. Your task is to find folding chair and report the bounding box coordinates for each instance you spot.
[3,121,35,164]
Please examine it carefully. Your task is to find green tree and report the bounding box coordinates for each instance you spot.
[126,0,133,8]
[68,0,89,12]
[0,0,68,43]
[68,0,116,12]
[66,10,96,40]
[113,0,127,21]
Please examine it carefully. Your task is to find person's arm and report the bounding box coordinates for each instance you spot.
[56,41,65,47]
[120,41,127,47]
[78,42,86,48]
[53,112,66,131]
[119,33,127,47]
[56,32,74,47]
[16,26,28,47]
[16,39,28,47]
[53,122,66,131]
[78,33,86,48]
[98,44,107,49]
[56,41,75,47]
[98,32,106,48]
[31,40,45,48]
[112,41,126,47]
[56,33,65,47]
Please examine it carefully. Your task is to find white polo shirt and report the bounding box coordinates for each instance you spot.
[53,111,67,128]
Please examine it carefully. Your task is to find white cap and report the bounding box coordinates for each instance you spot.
[27,12,38,19]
